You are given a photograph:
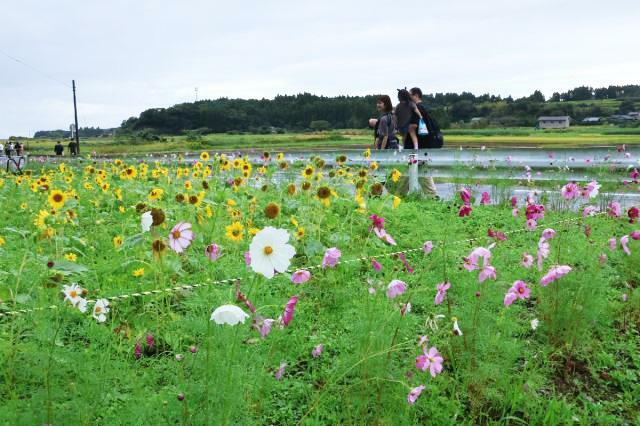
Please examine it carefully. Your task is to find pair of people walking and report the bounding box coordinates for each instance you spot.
[373,87,443,151]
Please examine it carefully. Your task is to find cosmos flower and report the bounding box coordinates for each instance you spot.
[274,362,287,380]
[521,253,534,268]
[62,283,83,307]
[460,188,471,204]
[480,192,490,205]
[628,207,639,224]
[91,299,110,322]
[168,222,194,253]
[291,270,311,284]
[583,206,599,217]
[371,258,382,272]
[415,346,444,378]
[141,211,153,232]
[312,344,324,358]
[463,247,491,271]
[281,296,299,326]
[205,243,221,261]
[407,385,425,405]
[478,265,496,283]
[387,280,407,299]
[423,241,433,254]
[561,182,579,200]
[322,247,341,268]
[620,235,631,255]
[249,227,296,279]
[458,205,472,217]
[540,265,572,286]
[607,202,622,218]
[210,304,250,325]
[434,282,450,305]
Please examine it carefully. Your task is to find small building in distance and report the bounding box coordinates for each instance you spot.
[581,117,602,125]
[537,116,571,129]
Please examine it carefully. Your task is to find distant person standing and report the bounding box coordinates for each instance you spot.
[0,141,4,156]
[68,140,77,156]
[409,87,444,149]
[54,141,64,156]
[15,142,24,156]
[6,142,14,157]
[374,95,399,150]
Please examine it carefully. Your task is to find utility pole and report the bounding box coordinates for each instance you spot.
[195,87,198,102]
[72,80,80,154]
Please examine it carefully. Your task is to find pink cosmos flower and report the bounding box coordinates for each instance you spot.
[371,258,382,272]
[582,206,598,217]
[423,241,433,254]
[415,346,444,378]
[398,252,414,274]
[275,361,287,380]
[510,196,518,208]
[463,247,491,271]
[291,270,311,284]
[322,247,341,268]
[374,228,397,245]
[512,208,519,218]
[480,192,490,205]
[458,205,472,217]
[510,280,531,300]
[369,214,385,231]
[434,282,450,305]
[541,228,556,240]
[608,202,622,218]
[620,235,631,255]
[478,265,496,283]
[169,222,194,253]
[540,265,572,286]
[407,385,425,405]
[599,253,607,265]
[561,182,579,200]
[311,344,324,358]
[537,238,550,270]
[254,318,275,338]
[281,296,299,326]
[526,204,545,221]
[387,279,407,299]
[628,207,639,224]
[134,341,142,359]
[460,188,472,204]
[526,219,537,231]
[521,253,534,268]
[631,231,640,240]
[608,237,617,251]
[244,251,251,266]
[582,181,600,199]
[205,243,221,261]
[503,291,518,306]
[630,168,639,180]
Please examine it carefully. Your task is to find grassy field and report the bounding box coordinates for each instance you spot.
[17,125,640,155]
[0,154,639,424]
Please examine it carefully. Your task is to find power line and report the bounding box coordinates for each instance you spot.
[0,48,71,88]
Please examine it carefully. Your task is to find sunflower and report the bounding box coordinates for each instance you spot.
[264,202,281,219]
[64,253,77,262]
[184,181,192,190]
[152,239,167,257]
[276,152,284,161]
[113,236,123,248]
[358,168,368,178]
[316,186,333,207]
[132,268,145,277]
[390,169,402,183]
[149,188,164,201]
[279,161,289,170]
[370,161,379,171]
[336,155,347,165]
[295,227,305,239]
[121,166,137,180]
[151,208,166,226]
[302,181,312,191]
[225,222,244,242]
[287,183,296,196]
[370,182,384,197]
[200,151,210,161]
[48,190,66,210]
[302,165,315,179]
[232,159,242,169]
[363,148,371,159]
[34,210,50,228]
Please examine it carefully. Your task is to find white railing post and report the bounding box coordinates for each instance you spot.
[408,153,420,193]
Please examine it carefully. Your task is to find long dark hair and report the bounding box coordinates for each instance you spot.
[397,88,411,103]
[377,95,393,113]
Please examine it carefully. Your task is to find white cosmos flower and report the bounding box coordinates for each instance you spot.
[210,304,250,325]
[62,284,83,306]
[77,298,88,313]
[92,299,110,322]
[531,318,540,330]
[249,227,296,279]
[141,211,153,232]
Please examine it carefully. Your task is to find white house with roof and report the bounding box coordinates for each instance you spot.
[537,116,570,129]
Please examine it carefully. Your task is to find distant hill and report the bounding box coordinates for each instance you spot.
[118,85,639,135]
[33,127,116,139]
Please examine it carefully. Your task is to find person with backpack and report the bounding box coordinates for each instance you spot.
[374,95,399,150]
[54,141,64,156]
[395,88,423,150]
[409,87,444,149]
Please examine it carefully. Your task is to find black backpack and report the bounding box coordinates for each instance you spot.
[417,104,444,149]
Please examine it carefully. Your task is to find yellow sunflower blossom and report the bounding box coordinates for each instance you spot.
[132,268,145,277]
[225,222,244,242]
[113,236,123,248]
[149,188,164,201]
[393,196,401,209]
[390,169,401,183]
[48,189,66,210]
[0,236,5,246]
[64,253,77,262]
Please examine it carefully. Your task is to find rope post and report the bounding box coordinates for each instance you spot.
[408,153,420,194]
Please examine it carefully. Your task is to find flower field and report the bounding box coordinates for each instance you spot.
[0,151,639,424]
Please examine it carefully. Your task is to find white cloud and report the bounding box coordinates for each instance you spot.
[1,0,638,137]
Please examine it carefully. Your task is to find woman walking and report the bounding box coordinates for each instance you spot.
[374,95,399,150]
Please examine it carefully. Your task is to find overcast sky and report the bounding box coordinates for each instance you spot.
[1,0,639,138]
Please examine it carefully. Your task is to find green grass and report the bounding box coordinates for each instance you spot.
[0,158,639,424]
[16,125,640,155]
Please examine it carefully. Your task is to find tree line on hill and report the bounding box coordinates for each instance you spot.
[34,85,640,138]
[34,127,115,139]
